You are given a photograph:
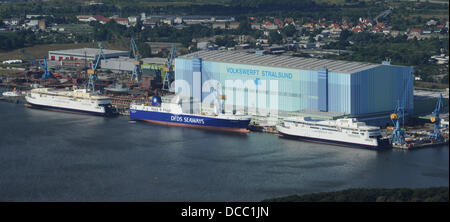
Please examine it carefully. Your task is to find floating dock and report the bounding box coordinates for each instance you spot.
[392,139,449,150]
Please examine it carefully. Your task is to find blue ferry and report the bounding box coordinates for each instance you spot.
[129,95,251,133]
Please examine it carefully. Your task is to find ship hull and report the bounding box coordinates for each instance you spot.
[130,109,250,133]
[25,90,118,117]
[278,130,390,150]
[25,102,107,116]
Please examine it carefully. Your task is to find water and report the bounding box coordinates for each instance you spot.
[0,102,448,201]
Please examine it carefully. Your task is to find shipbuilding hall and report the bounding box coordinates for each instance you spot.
[174,50,414,126]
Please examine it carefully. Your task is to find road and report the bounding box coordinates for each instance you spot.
[374,7,393,24]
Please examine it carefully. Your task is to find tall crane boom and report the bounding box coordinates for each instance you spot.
[87,46,106,92]
[163,44,176,91]
[129,38,142,83]
[428,93,443,142]
[41,56,52,79]
[390,75,412,145]
[19,49,52,79]
[19,49,41,68]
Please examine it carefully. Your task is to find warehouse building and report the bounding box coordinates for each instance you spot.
[100,57,168,83]
[48,48,128,62]
[174,50,414,126]
[100,57,167,73]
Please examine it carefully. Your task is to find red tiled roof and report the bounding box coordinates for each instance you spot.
[284,18,294,23]
[93,15,110,22]
[274,18,282,25]
[352,27,363,33]
[409,28,422,33]
[114,18,129,22]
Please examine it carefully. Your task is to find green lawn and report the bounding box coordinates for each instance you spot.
[0,43,96,62]
[0,42,129,62]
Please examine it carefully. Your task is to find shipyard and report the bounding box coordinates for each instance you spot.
[0,43,449,150]
[0,0,448,207]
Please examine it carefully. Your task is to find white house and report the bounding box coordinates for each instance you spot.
[76,15,96,22]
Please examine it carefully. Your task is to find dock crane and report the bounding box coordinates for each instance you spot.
[163,44,176,91]
[428,93,444,142]
[87,47,106,92]
[390,76,412,146]
[129,38,142,83]
[19,49,53,80]
[390,100,406,145]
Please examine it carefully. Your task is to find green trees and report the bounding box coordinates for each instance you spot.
[214,35,236,48]
[269,30,282,44]
[229,0,316,12]
[0,0,386,22]
[136,41,151,58]
[282,24,297,38]
[322,31,448,83]
[325,31,447,66]
[236,17,252,35]
[0,30,36,51]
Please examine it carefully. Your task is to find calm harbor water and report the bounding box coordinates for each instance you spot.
[0,101,448,201]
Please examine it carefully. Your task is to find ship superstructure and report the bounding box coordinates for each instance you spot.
[25,88,118,116]
[277,116,391,149]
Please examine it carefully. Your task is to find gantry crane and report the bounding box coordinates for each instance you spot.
[19,49,53,80]
[129,38,142,83]
[87,47,106,92]
[390,76,412,146]
[428,93,444,142]
[390,100,406,145]
[163,44,176,91]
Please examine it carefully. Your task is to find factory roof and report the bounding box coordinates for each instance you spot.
[102,56,167,65]
[178,50,384,74]
[49,48,128,57]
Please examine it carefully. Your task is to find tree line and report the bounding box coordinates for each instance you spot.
[0,0,386,22]
[323,30,449,83]
[0,30,36,51]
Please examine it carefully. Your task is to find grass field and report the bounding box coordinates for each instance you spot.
[408,12,449,20]
[0,43,95,61]
[0,42,127,62]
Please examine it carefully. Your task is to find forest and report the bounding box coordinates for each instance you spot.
[0,0,385,21]
[324,30,448,83]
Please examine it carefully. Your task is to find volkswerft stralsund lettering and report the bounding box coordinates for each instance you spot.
[181,206,269,219]
[226,67,293,79]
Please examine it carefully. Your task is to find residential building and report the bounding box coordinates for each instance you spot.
[76,15,96,22]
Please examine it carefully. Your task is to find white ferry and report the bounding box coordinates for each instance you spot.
[277,117,391,149]
[25,88,118,117]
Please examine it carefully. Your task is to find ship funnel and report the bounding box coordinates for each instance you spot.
[152,95,162,106]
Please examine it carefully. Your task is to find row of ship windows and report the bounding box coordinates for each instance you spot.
[37,94,98,104]
[286,121,378,133]
[288,123,371,135]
